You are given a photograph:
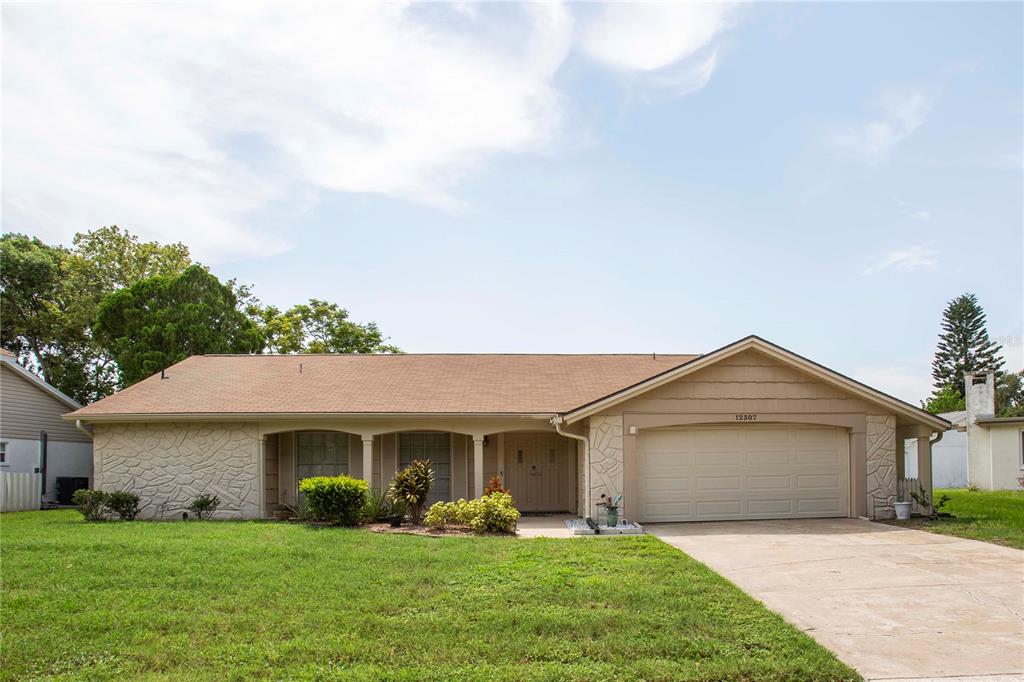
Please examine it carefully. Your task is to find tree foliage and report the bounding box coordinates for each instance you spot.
[94,265,263,386]
[929,293,1004,402]
[0,234,69,378]
[996,371,1024,418]
[922,383,965,414]
[3,226,400,400]
[1,227,192,402]
[253,299,400,354]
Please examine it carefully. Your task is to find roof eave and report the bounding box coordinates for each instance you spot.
[976,416,1024,426]
[1,356,82,410]
[65,411,561,424]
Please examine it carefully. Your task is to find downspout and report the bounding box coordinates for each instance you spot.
[927,429,944,495]
[76,420,95,487]
[552,416,591,523]
[75,419,93,439]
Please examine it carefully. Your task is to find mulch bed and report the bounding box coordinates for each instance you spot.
[365,523,515,537]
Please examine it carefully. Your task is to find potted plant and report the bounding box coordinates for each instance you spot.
[893,499,912,520]
[598,493,621,527]
[387,497,407,527]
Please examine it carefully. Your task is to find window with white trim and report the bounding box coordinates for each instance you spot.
[0,441,6,464]
[1019,430,1023,470]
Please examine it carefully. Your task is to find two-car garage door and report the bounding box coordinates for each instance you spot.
[636,424,850,522]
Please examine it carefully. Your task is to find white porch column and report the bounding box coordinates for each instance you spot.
[473,436,484,499]
[361,436,374,486]
[916,436,933,499]
[258,435,267,519]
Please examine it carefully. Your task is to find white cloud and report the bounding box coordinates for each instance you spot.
[579,3,738,73]
[831,89,931,166]
[2,2,740,262]
[863,245,938,276]
[2,3,573,261]
[577,2,738,96]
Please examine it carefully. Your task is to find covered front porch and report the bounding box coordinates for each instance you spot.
[260,421,581,518]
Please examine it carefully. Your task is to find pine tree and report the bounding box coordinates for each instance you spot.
[930,293,1004,400]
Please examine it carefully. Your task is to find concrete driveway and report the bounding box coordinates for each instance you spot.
[648,519,1024,682]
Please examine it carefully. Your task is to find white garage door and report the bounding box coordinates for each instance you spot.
[636,425,849,522]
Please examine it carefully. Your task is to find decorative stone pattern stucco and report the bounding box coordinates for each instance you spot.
[94,422,261,519]
[865,414,897,519]
[589,415,623,516]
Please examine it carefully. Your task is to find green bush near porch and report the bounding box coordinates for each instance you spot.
[298,475,369,526]
[424,492,520,534]
[0,511,858,681]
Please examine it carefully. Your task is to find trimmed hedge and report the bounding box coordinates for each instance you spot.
[299,476,369,526]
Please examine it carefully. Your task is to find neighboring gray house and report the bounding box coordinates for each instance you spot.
[0,349,93,503]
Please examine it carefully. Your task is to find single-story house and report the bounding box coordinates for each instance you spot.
[1,349,93,504]
[65,336,950,522]
[963,371,1023,490]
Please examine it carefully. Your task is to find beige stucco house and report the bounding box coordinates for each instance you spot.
[66,336,950,522]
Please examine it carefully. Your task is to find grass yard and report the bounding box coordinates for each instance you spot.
[0,511,857,681]
[887,488,1024,549]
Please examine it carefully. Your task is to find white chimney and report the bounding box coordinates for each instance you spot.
[964,371,995,423]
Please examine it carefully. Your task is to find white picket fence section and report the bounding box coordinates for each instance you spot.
[0,472,41,512]
[897,477,926,515]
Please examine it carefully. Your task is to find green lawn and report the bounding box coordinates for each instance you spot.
[887,488,1024,549]
[0,511,857,681]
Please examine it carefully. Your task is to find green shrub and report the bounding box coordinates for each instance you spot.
[71,489,108,522]
[424,500,459,529]
[423,493,519,534]
[361,488,392,523]
[187,494,221,520]
[106,490,141,520]
[299,476,369,526]
[470,492,520,534]
[388,460,434,524]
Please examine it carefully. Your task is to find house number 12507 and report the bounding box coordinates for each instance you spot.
[735,414,757,421]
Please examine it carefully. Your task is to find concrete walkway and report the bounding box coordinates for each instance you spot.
[516,515,575,538]
[648,519,1024,682]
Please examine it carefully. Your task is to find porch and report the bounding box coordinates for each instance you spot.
[261,427,581,518]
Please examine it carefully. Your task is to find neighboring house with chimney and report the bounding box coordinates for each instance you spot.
[962,371,1024,490]
[0,349,93,504]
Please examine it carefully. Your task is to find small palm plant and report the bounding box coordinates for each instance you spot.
[388,460,434,524]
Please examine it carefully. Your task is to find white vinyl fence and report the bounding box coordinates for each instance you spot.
[897,477,927,515]
[0,472,41,512]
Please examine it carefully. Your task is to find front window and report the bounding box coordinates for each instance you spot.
[0,441,6,464]
[398,432,451,506]
[296,432,349,483]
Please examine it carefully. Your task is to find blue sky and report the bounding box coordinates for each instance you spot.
[3,2,1021,404]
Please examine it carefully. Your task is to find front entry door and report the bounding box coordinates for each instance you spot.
[504,433,576,512]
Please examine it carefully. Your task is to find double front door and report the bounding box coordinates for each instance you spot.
[503,433,576,513]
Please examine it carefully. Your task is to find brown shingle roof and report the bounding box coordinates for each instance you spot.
[69,353,698,418]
